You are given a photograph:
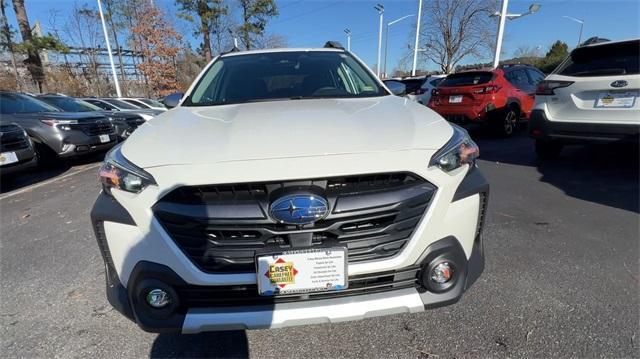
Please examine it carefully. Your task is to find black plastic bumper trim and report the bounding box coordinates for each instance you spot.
[528,109,640,143]
[90,192,136,226]
[452,168,489,202]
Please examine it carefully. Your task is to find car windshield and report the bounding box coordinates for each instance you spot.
[184,50,387,106]
[138,98,166,108]
[440,72,494,87]
[103,98,141,109]
[40,97,101,112]
[421,77,445,89]
[0,93,61,114]
[555,40,640,77]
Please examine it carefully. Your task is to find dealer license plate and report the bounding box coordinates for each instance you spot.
[595,91,637,108]
[449,95,463,103]
[0,151,18,166]
[99,134,110,143]
[256,247,348,296]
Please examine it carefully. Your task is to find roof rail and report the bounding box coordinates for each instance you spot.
[220,46,241,56]
[324,41,345,50]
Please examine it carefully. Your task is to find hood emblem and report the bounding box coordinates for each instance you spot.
[610,80,628,88]
[270,194,329,225]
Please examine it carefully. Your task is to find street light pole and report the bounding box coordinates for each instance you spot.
[97,0,121,97]
[493,0,509,69]
[491,2,541,69]
[374,4,384,77]
[562,16,585,46]
[384,14,415,78]
[412,0,423,76]
[344,28,352,51]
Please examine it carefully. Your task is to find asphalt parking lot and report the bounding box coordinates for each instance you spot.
[1,133,638,358]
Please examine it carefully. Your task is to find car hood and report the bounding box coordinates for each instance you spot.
[122,96,452,168]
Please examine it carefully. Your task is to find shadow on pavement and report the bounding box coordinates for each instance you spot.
[0,152,105,194]
[150,330,249,359]
[474,130,639,213]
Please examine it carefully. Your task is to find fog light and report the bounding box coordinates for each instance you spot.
[146,288,171,308]
[430,262,453,284]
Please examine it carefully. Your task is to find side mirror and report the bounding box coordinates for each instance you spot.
[383,80,407,96]
[163,92,183,109]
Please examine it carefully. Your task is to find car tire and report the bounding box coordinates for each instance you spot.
[493,107,519,137]
[535,140,563,159]
[32,141,58,168]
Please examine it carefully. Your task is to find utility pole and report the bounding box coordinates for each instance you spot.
[374,4,384,77]
[411,0,422,76]
[344,28,352,51]
[97,0,121,97]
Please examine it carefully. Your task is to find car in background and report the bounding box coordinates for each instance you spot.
[428,65,546,136]
[38,95,146,141]
[383,76,427,102]
[119,97,167,112]
[530,38,640,158]
[417,74,447,105]
[0,121,37,175]
[81,98,162,121]
[0,92,116,161]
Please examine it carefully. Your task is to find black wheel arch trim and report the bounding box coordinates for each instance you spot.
[90,192,136,226]
[452,167,490,202]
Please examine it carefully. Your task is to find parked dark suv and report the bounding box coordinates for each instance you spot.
[0,92,116,161]
[0,121,37,175]
[38,95,146,141]
[428,64,546,136]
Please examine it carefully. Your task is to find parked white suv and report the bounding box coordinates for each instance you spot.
[530,38,640,158]
[91,45,488,333]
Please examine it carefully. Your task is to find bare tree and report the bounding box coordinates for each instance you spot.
[64,4,105,95]
[0,0,21,89]
[12,0,45,91]
[512,45,541,59]
[419,0,496,74]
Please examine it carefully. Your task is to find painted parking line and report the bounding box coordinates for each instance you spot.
[0,163,101,201]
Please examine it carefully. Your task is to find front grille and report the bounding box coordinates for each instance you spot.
[176,265,421,308]
[154,173,436,274]
[0,126,30,152]
[70,120,114,136]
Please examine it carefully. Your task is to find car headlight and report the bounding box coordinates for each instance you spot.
[429,124,479,172]
[41,118,78,131]
[98,144,155,194]
[139,113,154,121]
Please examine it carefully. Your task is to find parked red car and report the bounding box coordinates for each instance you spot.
[428,65,546,136]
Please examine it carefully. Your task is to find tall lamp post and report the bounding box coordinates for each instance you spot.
[411,0,423,76]
[491,1,541,69]
[374,4,384,77]
[344,28,352,51]
[562,16,584,46]
[383,14,415,78]
[97,0,121,97]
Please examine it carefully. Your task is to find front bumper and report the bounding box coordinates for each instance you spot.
[91,154,489,333]
[0,148,37,175]
[56,133,117,157]
[529,109,640,144]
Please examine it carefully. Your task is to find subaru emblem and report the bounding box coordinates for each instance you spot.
[610,80,628,88]
[270,194,329,225]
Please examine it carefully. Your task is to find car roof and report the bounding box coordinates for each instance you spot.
[219,47,344,58]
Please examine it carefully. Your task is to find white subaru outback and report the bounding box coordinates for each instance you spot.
[530,38,640,158]
[90,44,489,333]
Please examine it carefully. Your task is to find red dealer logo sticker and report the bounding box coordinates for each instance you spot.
[265,258,298,288]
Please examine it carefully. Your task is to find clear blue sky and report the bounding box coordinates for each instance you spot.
[9,0,640,72]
